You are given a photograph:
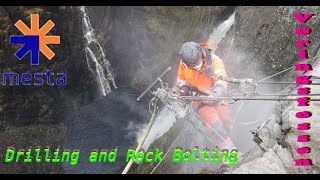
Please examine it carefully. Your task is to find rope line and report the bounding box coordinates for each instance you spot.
[122,98,159,174]
[227,54,320,95]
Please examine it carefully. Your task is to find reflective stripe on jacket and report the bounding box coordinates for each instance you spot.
[177,54,228,94]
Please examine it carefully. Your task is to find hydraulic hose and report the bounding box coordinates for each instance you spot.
[122,98,159,174]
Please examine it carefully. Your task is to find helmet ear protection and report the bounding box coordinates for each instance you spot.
[201,48,207,59]
[199,45,214,78]
[194,44,207,60]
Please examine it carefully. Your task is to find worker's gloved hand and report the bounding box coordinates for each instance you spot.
[211,85,226,97]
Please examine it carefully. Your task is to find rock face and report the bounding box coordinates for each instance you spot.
[216,6,320,81]
[1,6,320,174]
[230,145,293,174]
[0,6,238,174]
[127,6,320,174]
[0,6,98,173]
[0,6,97,127]
[222,61,320,173]
[212,6,320,174]
[86,6,236,90]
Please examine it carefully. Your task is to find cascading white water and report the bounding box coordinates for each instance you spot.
[207,11,276,154]
[80,6,117,96]
[140,12,236,151]
[207,12,236,52]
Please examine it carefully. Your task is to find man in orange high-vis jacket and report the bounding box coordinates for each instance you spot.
[174,41,234,149]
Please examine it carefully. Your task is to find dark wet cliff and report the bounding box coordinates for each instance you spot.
[0,6,97,173]
[1,6,320,174]
[123,6,320,174]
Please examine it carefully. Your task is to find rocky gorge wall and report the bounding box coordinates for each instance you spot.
[86,6,236,90]
[0,6,97,173]
[127,6,320,174]
[0,6,319,174]
[212,6,320,174]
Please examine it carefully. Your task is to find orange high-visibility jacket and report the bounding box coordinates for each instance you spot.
[177,43,227,94]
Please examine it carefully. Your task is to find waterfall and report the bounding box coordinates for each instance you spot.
[207,12,236,52]
[80,6,117,96]
[139,12,237,151]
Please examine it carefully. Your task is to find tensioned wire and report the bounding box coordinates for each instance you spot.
[149,54,320,173]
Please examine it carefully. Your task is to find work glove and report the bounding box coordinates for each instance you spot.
[211,85,226,97]
[202,85,226,106]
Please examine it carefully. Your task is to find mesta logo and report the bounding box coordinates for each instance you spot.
[3,14,67,86]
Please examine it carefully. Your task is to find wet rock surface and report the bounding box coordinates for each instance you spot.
[1,6,320,174]
[0,6,97,128]
[0,6,97,173]
[87,6,236,90]
[216,6,320,82]
[128,6,320,174]
[214,6,320,174]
